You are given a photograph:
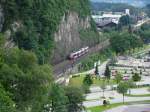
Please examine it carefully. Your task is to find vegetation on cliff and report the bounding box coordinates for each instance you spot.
[0,33,52,111]
[0,0,92,111]
[1,0,92,64]
[0,33,85,112]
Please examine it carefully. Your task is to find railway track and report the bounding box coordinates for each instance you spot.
[53,18,150,81]
[53,39,110,79]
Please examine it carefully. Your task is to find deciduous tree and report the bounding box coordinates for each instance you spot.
[117,82,129,103]
[65,87,84,112]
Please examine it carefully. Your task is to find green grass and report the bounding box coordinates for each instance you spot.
[125,94,150,97]
[92,78,116,86]
[88,103,124,112]
[69,75,85,87]
[69,74,116,87]
[88,100,150,112]
[131,44,150,57]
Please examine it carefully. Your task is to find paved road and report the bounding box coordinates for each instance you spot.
[134,18,150,28]
[84,87,150,108]
[84,96,150,108]
[104,104,150,112]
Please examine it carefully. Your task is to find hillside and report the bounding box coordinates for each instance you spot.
[0,0,100,64]
[0,1,102,111]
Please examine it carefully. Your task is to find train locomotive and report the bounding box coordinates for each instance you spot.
[69,46,89,60]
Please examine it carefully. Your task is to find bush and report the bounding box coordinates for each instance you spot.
[132,73,141,82]
[0,84,16,112]
[83,74,93,86]
[82,74,93,93]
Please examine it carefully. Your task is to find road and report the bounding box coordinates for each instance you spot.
[84,95,150,108]
[134,18,150,28]
[84,87,150,108]
[104,104,150,112]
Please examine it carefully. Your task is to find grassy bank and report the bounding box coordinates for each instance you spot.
[125,94,150,97]
[69,74,116,87]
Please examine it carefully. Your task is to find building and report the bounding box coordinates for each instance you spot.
[96,20,117,28]
[125,9,130,15]
[92,14,122,25]
[92,9,130,29]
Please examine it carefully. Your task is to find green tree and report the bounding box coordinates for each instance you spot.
[104,65,111,80]
[110,32,143,54]
[119,15,130,26]
[2,0,93,63]
[0,64,21,93]
[0,34,5,67]
[82,74,93,93]
[138,23,150,43]
[110,53,117,65]
[146,4,150,17]
[117,82,129,103]
[0,47,53,111]
[83,74,93,86]
[4,48,20,65]
[0,63,52,111]
[65,87,85,112]
[18,50,38,72]
[126,80,135,95]
[94,63,99,75]
[115,73,123,84]
[100,80,106,97]
[50,84,68,112]
[128,24,132,34]
[0,84,16,112]
[132,73,141,82]
[82,83,90,94]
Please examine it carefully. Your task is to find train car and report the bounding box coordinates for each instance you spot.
[69,46,89,60]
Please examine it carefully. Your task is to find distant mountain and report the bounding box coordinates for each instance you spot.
[90,0,150,7]
[90,2,142,16]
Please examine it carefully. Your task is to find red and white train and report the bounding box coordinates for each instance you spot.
[69,46,89,60]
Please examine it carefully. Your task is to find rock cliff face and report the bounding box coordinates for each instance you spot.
[0,5,18,48]
[0,5,4,32]
[52,12,91,64]
[0,1,99,65]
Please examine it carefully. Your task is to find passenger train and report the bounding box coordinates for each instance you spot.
[69,46,89,60]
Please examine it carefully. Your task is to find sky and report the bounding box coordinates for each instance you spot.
[90,0,150,7]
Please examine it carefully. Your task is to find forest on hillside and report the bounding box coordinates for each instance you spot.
[1,0,150,112]
[0,0,91,112]
[1,0,91,64]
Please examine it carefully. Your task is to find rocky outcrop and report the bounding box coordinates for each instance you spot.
[0,5,19,48]
[52,12,91,64]
[0,5,4,32]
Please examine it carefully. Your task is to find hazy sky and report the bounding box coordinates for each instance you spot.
[91,0,150,7]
